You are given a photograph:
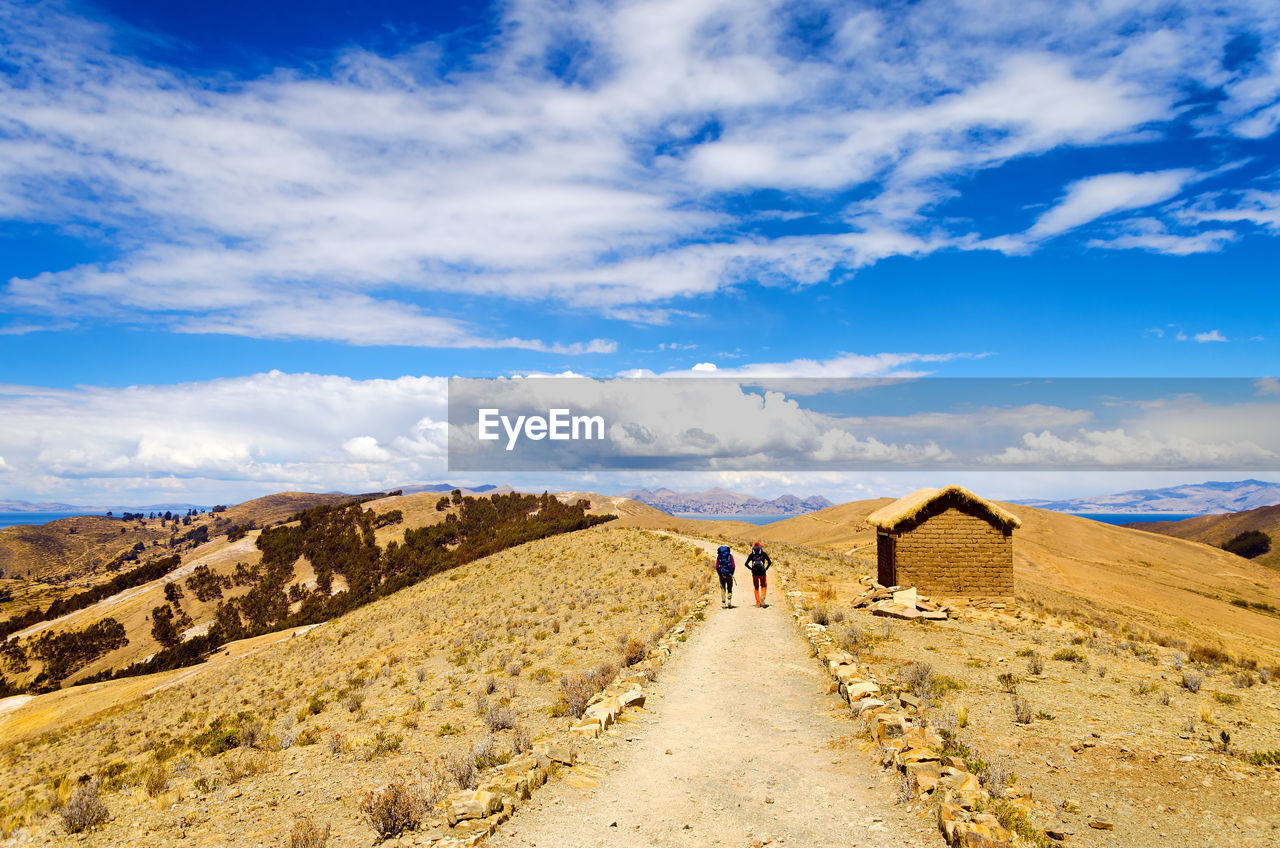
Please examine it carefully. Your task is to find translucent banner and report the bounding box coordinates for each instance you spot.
[447,377,1280,472]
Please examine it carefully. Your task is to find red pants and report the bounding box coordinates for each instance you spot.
[752,573,767,604]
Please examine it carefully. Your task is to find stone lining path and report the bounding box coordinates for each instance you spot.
[488,543,935,848]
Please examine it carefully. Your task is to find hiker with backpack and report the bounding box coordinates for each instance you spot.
[713,545,735,608]
[745,542,772,607]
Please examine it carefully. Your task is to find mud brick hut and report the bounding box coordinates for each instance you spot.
[867,485,1020,598]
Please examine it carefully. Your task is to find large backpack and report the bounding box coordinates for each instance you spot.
[716,545,733,576]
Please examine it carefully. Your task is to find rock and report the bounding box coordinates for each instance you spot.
[872,713,906,740]
[846,680,881,700]
[446,790,502,826]
[853,697,886,715]
[1062,799,1081,813]
[892,587,918,607]
[900,693,922,710]
[1088,820,1114,830]
[619,689,646,709]
[569,721,601,739]
[534,740,577,765]
[920,610,949,620]
[872,603,921,620]
[905,761,943,794]
[1045,829,1067,841]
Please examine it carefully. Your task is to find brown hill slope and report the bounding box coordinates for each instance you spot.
[1133,503,1280,572]
[0,516,171,584]
[0,525,708,844]
[0,491,358,587]
[755,498,1280,666]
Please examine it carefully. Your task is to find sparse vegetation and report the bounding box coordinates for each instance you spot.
[59,779,109,833]
[359,782,423,840]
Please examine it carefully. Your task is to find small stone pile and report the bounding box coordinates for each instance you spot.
[849,576,950,620]
[405,597,713,847]
[782,580,1029,848]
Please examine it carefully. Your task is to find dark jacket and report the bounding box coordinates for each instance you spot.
[745,547,771,576]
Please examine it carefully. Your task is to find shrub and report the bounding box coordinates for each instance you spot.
[60,780,109,833]
[811,605,830,626]
[1026,654,1044,675]
[1182,671,1204,693]
[444,749,477,790]
[559,665,615,718]
[997,673,1020,694]
[901,663,934,697]
[343,692,364,713]
[483,704,517,732]
[622,638,647,667]
[837,625,864,654]
[1012,697,1033,724]
[1051,648,1084,663]
[144,765,169,797]
[1246,750,1280,766]
[1222,530,1271,559]
[359,783,422,839]
[290,815,330,848]
[1213,691,1240,706]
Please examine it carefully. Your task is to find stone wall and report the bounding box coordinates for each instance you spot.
[880,507,1013,598]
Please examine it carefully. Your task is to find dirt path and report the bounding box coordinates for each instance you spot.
[489,541,934,848]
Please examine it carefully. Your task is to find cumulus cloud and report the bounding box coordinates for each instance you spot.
[1194,330,1228,343]
[1,0,1277,344]
[639,351,987,379]
[0,372,449,501]
[985,428,1274,467]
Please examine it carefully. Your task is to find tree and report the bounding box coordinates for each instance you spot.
[163,582,183,603]
[451,488,463,505]
[1223,530,1271,559]
[150,605,179,647]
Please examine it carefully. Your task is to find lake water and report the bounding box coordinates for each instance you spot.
[1068,513,1204,525]
[0,508,201,530]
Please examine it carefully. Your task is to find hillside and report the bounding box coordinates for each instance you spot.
[0,524,708,843]
[0,491,358,587]
[738,497,1280,667]
[1133,503,1280,572]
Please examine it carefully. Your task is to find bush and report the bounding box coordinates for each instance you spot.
[622,638,647,667]
[1222,530,1271,559]
[444,749,477,790]
[1182,671,1204,693]
[290,815,330,848]
[837,625,865,654]
[60,780,109,833]
[1051,648,1084,663]
[1026,654,1044,675]
[997,673,1020,693]
[1012,697,1033,724]
[811,605,830,626]
[359,782,422,839]
[901,663,933,697]
[483,704,517,732]
[144,765,169,797]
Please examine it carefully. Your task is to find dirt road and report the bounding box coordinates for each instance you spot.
[489,543,934,848]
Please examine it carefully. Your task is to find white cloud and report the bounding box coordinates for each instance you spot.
[0,0,1277,342]
[646,351,986,379]
[1194,330,1228,343]
[986,428,1275,467]
[1027,170,1195,240]
[1185,190,1280,233]
[0,372,449,502]
[1257,377,1280,396]
[1086,218,1237,255]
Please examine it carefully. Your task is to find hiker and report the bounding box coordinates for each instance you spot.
[713,545,735,608]
[745,542,772,607]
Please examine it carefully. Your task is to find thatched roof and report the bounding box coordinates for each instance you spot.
[866,485,1021,532]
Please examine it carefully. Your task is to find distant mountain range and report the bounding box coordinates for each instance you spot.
[0,499,206,513]
[1014,479,1280,514]
[619,487,833,515]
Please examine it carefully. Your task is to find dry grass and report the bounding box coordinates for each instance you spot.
[0,524,706,844]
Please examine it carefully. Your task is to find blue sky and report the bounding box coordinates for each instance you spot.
[1,0,1278,505]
